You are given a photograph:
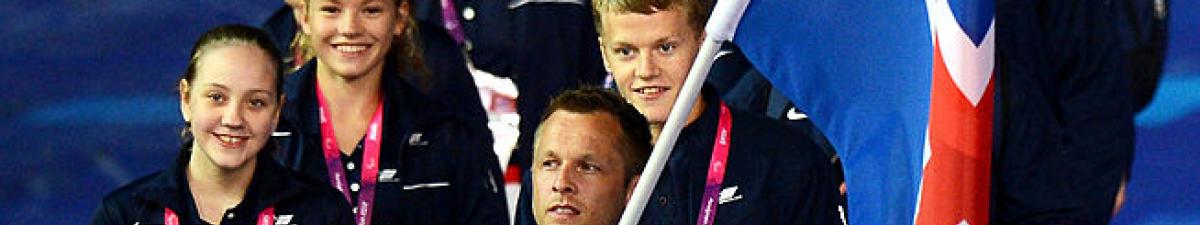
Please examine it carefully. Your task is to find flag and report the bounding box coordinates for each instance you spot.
[732,0,994,224]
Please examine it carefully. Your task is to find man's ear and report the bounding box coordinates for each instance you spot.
[178,79,192,123]
[625,175,640,201]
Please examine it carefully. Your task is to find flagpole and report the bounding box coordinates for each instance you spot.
[617,0,751,224]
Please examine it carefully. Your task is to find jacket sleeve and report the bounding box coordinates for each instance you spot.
[994,0,1134,224]
[1047,16,1134,225]
[781,132,843,225]
[514,169,538,225]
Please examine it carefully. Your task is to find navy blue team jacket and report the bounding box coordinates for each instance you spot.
[274,60,509,225]
[92,150,354,225]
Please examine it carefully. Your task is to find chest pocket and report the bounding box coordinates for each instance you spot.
[372,131,456,224]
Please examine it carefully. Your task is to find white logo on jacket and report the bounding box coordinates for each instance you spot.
[719,186,743,205]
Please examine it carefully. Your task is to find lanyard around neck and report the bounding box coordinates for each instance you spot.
[316,79,384,225]
[695,101,733,225]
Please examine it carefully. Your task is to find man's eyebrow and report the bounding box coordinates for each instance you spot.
[607,36,680,47]
[539,150,560,159]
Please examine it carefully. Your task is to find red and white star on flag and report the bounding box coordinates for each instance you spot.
[915,0,994,224]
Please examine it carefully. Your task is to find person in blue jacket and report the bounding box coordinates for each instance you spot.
[92,24,354,225]
[272,0,509,224]
[263,0,493,133]
[516,0,841,224]
[704,43,848,222]
[274,0,609,173]
[588,0,840,223]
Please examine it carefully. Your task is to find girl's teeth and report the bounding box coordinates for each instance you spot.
[336,45,367,53]
[218,136,245,143]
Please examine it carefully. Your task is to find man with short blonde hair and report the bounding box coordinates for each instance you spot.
[528,87,652,225]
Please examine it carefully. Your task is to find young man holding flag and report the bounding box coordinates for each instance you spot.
[527,0,841,224]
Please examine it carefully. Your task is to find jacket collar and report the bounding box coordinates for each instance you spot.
[679,86,722,139]
[134,148,308,213]
[670,86,722,165]
[131,147,191,212]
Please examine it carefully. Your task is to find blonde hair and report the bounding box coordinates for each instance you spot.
[592,0,713,35]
